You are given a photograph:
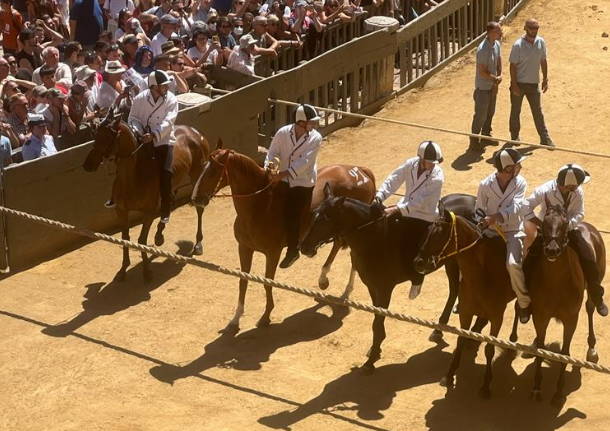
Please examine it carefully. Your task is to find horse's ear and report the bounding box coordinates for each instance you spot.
[216,138,223,149]
[323,182,333,200]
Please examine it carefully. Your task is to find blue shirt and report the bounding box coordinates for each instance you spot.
[509,36,547,84]
[70,0,104,46]
[475,38,501,90]
[0,136,11,167]
[22,134,57,161]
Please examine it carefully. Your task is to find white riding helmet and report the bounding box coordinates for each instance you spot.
[148,70,172,87]
[295,104,320,123]
[417,140,443,164]
[557,163,590,186]
[493,148,527,171]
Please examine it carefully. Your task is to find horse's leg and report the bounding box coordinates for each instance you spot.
[480,317,502,399]
[154,219,166,247]
[115,209,131,281]
[531,317,549,401]
[340,264,357,300]
[430,260,460,343]
[257,251,280,328]
[585,297,599,363]
[192,205,204,256]
[509,301,520,342]
[318,240,341,290]
[138,216,154,281]
[361,285,394,374]
[222,243,254,335]
[441,312,473,391]
[552,318,577,406]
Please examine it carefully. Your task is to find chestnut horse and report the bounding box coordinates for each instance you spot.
[300,189,475,373]
[83,113,210,281]
[191,148,376,333]
[527,203,604,405]
[413,211,513,397]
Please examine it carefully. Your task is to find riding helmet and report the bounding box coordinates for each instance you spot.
[294,104,320,123]
[557,163,590,186]
[493,148,527,171]
[148,70,172,87]
[417,140,443,164]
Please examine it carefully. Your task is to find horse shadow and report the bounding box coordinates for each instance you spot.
[257,344,452,429]
[41,241,190,337]
[149,303,350,384]
[425,348,585,431]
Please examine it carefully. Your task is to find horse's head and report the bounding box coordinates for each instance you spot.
[541,200,569,261]
[413,210,455,274]
[83,108,123,172]
[301,183,380,258]
[191,146,231,208]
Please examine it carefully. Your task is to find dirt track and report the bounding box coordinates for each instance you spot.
[2,1,610,430]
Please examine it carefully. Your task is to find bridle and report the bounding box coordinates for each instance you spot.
[426,211,481,267]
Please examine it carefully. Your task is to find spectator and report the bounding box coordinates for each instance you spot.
[63,41,83,72]
[74,65,98,110]
[321,0,352,24]
[217,16,236,50]
[153,53,187,93]
[0,129,11,167]
[22,113,57,161]
[67,81,94,126]
[170,54,207,90]
[138,13,159,38]
[172,0,194,36]
[267,14,301,45]
[69,0,104,49]
[5,53,17,75]
[33,46,73,88]
[192,0,217,23]
[249,16,279,57]
[146,0,172,19]
[120,34,140,68]
[39,65,69,94]
[30,85,49,113]
[105,43,123,63]
[227,33,256,75]
[44,87,76,137]
[0,0,24,55]
[96,59,126,111]
[150,14,179,56]
[133,45,154,76]
[1,79,20,100]
[115,7,134,40]
[206,10,219,33]
[7,93,30,145]
[213,0,234,15]
[187,28,220,66]
[103,0,135,35]
[232,17,244,40]
[242,11,253,34]
[83,51,104,86]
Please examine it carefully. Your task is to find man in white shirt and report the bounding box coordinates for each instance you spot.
[265,104,323,268]
[476,148,530,323]
[150,14,179,56]
[373,141,444,299]
[522,164,608,316]
[128,70,178,224]
[104,0,135,34]
[227,34,256,76]
[32,47,73,88]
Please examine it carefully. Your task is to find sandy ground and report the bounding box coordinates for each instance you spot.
[2,1,610,430]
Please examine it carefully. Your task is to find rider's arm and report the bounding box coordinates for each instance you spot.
[398,170,443,217]
[375,160,408,203]
[127,95,145,134]
[151,94,178,144]
[569,189,585,230]
[265,128,284,169]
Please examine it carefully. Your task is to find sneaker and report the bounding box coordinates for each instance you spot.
[160,216,170,224]
[279,249,300,269]
[480,134,497,147]
[518,305,531,324]
[104,199,116,209]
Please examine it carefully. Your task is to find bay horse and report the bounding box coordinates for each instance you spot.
[83,111,210,281]
[527,203,604,405]
[191,147,376,334]
[300,187,475,373]
[413,210,514,397]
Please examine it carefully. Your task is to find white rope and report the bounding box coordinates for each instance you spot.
[1,204,608,374]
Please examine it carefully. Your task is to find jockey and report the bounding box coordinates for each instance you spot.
[265,104,323,269]
[373,140,445,299]
[523,164,608,316]
[128,70,179,224]
[476,148,530,323]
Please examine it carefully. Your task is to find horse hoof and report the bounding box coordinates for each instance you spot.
[587,348,599,364]
[360,363,375,375]
[509,333,518,343]
[318,278,330,290]
[219,323,239,336]
[429,329,444,343]
[439,376,452,388]
[192,243,203,256]
[551,393,565,407]
[155,234,165,247]
[479,386,491,399]
[257,317,271,328]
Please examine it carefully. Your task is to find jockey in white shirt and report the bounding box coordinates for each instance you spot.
[265,104,323,269]
[373,141,445,299]
[476,148,531,323]
[523,164,608,316]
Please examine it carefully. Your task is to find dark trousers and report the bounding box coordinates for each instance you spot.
[471,88,497,138]
[397,215,432,285]
[285,185,314,251]
[569,229,605,303]
[154,145,174,218]
[509,82,550,141]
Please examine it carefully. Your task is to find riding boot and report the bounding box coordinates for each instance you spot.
[580,259,608,316]
[160,170,173,223]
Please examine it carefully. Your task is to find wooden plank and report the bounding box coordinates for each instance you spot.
[407,39,413,82]
[341,73,348,114]
[400,44,407,87]
[350,69,359,112]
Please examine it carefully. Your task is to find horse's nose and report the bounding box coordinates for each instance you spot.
[544,244,560,260]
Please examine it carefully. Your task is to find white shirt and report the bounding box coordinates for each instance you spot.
[522,179,584,230]
[476,172,527,233]
[187,45,218,64]
[227,47,254,76]
[376,156,444,222]
[150,32,177,57]
[265,124,323,187]
[32,63,73,87]
[22,134,57,161]
[128,89,179,147]
[103,0,135,20]
[96,81,123,110]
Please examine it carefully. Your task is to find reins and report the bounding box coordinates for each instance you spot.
[436,211,480,261]
[209,150,274,199]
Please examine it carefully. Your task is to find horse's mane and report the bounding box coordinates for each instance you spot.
[227,151,266,177]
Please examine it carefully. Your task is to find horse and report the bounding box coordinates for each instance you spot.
[83,111,210,281]
[300,187,475,373]
[190,147,376,334]
[413,210,514,397]
[527,203,604,405]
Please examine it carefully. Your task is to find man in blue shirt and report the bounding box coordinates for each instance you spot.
[22,113,57,161]
[509,18,554,147]
[69,0,104,50]
[470,21,502,152]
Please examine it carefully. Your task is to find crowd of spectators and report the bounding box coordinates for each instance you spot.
[0,0,437,166]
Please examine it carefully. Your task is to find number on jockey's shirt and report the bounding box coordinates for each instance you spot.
[348,167,369,186]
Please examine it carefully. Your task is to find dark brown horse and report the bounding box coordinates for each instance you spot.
[413,211,513,397]
[191,148,376,333]
[83,113,210,281]
[300,189,475,373]
[527,203,604,405]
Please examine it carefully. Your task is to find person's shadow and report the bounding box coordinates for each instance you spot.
[425,348,586,431]
[258,344,452,429]
[149,302,350,384]
[41,241,191,337]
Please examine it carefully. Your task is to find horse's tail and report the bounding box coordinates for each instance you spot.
[359,166,377,201]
